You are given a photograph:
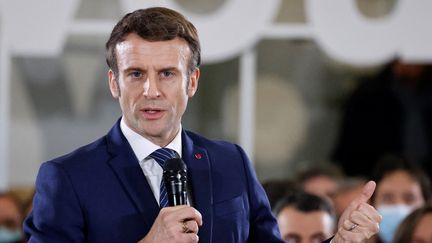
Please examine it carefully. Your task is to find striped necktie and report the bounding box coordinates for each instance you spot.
[149,148,179,208]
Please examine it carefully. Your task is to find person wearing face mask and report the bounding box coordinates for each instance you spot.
[367,155,431,243]
[0,192,24,243]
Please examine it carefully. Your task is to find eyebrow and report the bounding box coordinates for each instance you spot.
[158,66,179,72]
[311,232,326,239]
[123,67,145,74]
[284,233,300,241]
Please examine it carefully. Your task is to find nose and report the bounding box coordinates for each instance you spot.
[143,76,160,98]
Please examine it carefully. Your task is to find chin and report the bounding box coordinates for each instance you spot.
[141,125,167,137]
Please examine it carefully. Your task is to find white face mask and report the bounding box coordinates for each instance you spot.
[377,204,415,243]
[0,226,22,243]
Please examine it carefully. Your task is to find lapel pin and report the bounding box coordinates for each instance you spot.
[194,153,202,159]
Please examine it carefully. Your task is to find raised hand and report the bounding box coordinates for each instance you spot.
[333,181,382,243]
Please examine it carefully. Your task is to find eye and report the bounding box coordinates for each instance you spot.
[404,193,415,204]
[380,192,395,204]
[129,71,143,79]
[160,70,175,78]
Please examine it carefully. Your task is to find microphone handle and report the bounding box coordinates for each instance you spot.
[166,179,188,206]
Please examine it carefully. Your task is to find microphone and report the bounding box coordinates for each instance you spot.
[163,158,188,206]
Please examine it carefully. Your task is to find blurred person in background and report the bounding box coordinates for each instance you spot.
[273,190,337,243]
[262,179,298,209]
[0,192,24,243]
[296,164,344,203]
[368,155,431,243]
[393,203,432,243]
[333,59,432,179]
[333,177,367,219]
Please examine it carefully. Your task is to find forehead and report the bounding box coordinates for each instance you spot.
[377,170,420,193]
[304,176,338,190]
[115,33,191,69]
[278,207,334,234]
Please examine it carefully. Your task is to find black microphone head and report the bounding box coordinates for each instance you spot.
[163,158,187,172]
[163,158,188,206]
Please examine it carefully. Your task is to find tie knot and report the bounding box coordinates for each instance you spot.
[149,148,179,167]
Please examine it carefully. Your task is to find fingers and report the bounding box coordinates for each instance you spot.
[175,206,203,226]
[160,205,203,226]
[342,216,378,236]
[182,220,199,234]
[334,194,382,243]
[357,203,382,223]
[180,232,199,243]
[348,212,369,229]
[342,220,358,232]
[336,227,372,243]
[145,206,202,243]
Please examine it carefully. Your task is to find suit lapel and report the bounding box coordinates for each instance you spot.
[104,123,214,239]
[106,121,159,229]
[182,131,213,243]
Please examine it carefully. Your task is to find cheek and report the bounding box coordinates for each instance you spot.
[119,93,139,112]
[172,89,189,106]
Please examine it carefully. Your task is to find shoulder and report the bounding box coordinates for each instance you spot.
[46,136,109,170]
[184,130,250,173]
[184,130,244,155]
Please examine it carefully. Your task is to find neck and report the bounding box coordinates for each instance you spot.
[142,127,181,147]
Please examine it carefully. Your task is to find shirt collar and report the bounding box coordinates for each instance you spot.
[120,117,183,162]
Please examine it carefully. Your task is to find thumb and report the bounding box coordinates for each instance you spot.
[339,181,376,227]
[357,180,376,204]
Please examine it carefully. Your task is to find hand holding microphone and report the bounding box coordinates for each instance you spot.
[140,157,202,243]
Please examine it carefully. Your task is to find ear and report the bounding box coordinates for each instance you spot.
[108,69,120,98]
[187,68,200,97]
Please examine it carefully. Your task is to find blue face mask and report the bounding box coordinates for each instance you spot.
[377,204,414,243]
[0,227,22,243]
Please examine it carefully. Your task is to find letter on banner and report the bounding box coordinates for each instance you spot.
[121,0,281,64]
[0,0,79,56]
[306,0,432,65]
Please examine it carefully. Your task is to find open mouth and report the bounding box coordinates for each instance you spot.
[142,108,165,119]
[144,109,161,113]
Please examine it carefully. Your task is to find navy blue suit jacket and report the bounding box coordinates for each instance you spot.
[24,121,283,242]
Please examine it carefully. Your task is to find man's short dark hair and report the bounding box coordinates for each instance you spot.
[105,7,201,79]
[273,190,336,221]
[262,179,298,209]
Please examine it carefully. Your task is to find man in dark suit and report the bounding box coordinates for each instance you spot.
[24,7,381,243]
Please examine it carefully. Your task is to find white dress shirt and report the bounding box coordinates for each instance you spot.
[120,118,183,204]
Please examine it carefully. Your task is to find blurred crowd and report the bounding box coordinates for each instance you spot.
[262,59,432,243]
[0,190,32,243]
[3,156,430,243]
[1,59,432,243]
[264,154,432,243]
